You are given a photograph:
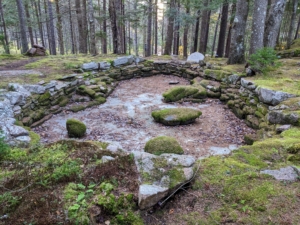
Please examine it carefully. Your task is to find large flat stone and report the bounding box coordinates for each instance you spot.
[255,87,295,106]
[261,166,298,181]
[138,184,168,209]
[187,52,205,63]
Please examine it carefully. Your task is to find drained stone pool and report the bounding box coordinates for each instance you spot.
[33,75,255,158]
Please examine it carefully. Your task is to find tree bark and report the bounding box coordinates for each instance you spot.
[47,0,56,55]
[154,0,158,55]
[225,3,236,57]
[82,0,88,53]
[102,0,107,54]
[55,0,64,55]
[249,0,268,54]
[211,13,220,57]
[24,2,34,47]
[216,1,228,57]
[287,0,298,49]
[193,10,200,52]
[183,1,190,58]
[199,0,210,53]
[164,0,176,55]
[294,15,300,39]
[227,0,249,64]
[145,0,152,57]
[16,0,29,53]
[264,0,287,48]
[109,0,121,54]
[68,0,75,54]
[36,0,45,47]
[75,0,85,53]
[0,0,9,54]
[173,0,180,55]
[88,0,97,55]
[134,0,138,56]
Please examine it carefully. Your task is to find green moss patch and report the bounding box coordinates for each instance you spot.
[144,136,184,155]
[66,119,86,138]
[162,86,204,102]
[152,107,202,126]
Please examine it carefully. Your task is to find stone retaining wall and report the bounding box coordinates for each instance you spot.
[1,56,299,146]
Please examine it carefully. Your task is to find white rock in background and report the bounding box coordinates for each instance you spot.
[113,55,134,67]
[187,52,205,63]
[82,62,99,71]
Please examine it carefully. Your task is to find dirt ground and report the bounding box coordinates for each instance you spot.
[33,75,255,159]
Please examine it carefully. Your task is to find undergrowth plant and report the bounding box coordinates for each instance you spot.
[0,131,10,160]
[248,47,281,74]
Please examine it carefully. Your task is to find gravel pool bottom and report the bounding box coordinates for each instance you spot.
[33,75,256,158]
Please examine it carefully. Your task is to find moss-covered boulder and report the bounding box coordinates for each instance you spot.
[162,85,206,102]
[152,108,202,126]
[76,85,96,98]
[66,119,86,138]
[144,136,184,155]
[204,69,232,81]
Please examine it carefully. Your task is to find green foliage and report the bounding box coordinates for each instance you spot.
[0,131,10,161]
[66,119,87,138]
[144,136,184,155]
[0,192,21,213]
[248,47,280,73]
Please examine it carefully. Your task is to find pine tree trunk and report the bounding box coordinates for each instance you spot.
[173,0,180,55]
[102,0,107,54]
[35,0,45,47]
[287,0,298,49]
[211,13,221,57]
[264,0,287,48]
[134,0,138,56]
[55,0,64,55]
[193,10,200,52]
[199,0,210,53]
[24,2,34,47]
[249,0,268,54]
[109,0,121,54]
[82,0,88,53]
[68,0,75,54]
[16,0,29,53]
[216,1,228,57]
[294,15,300,39]
[183,1,190,58]
[225,3,236,57]
[164,0,175,55]
[75,0,84,53]
[145,0,152,57]
[47,0,56,55]
[154,0,158,55]
[227,0,249,64]
[88,0,97,55]
[0,0,9,54]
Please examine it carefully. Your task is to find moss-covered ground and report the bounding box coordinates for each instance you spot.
[0,139,142,225]
[146,128,300,224]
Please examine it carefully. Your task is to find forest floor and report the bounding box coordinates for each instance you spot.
[0,54,300,224]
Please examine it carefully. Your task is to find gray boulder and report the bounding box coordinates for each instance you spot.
[267,111,299,125]
[82,62,99,71]
[187,52,205,63]
[132,151,196,209]
[138,184,169,210]
[261,166,299,181]
[23,84,46,94]
[4,92,29,106]
[255,87,295,106]
[241,78,257,90]
[0,98,14,118]
[113,55,135,67]
[99,61,111,70]
[276,124,292,133]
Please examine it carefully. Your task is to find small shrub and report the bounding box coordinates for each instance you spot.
[144,136,184,155]
[0,131,10,160]
[66,119,87,138]
[248,47,280,73]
